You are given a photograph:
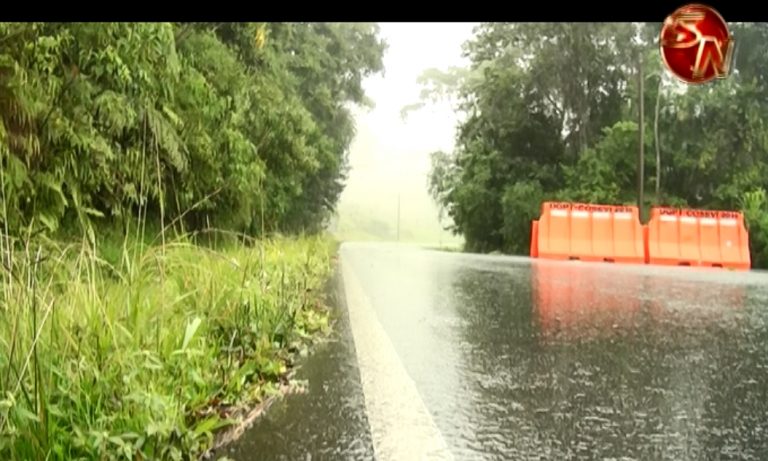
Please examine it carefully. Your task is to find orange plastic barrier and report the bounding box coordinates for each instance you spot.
[646,207,751,270]
[536,202,571,259]
[530,220,539,257]
[533,202,645,264]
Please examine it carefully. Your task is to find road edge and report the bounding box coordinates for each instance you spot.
[340,246,454,461]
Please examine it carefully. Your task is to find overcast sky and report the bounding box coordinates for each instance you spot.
[337,23,479,243]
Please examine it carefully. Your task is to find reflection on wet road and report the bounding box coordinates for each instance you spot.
[227,243,768,460]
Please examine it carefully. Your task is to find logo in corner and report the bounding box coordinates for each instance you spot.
[660,4,734,84]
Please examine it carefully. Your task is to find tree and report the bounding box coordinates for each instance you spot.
[425,22,768,266]
[0,22,387,241]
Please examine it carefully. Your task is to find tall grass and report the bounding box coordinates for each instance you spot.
[0,226,336,460]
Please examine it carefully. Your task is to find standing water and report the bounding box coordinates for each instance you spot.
[224,244,768,460]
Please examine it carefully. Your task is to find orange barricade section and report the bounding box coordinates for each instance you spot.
[646,207,681,265]
[714,211,751,270]
[643,226,650,264]
[533,202,645,264]
[530,220,539,258]
[535,202,572,260]
[611,205,646,264]
[646,207,751,270]
[569,203,592,258]
[591,205,613,258]
[699,212,720,264]
[678,209,701,264]
[532,202,751,270]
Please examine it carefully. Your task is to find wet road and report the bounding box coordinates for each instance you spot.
[224,242,768,460]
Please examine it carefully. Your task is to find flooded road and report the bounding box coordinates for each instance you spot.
[225,242,768,460]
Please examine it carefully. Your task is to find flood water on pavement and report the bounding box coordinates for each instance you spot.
[225,243,768,460]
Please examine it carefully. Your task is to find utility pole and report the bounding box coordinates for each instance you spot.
[396,151,402,243]
[638,53,646,223]
[654,73,662,204]
[438,218,442,248]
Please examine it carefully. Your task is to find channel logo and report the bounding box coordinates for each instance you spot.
[659,4,734,84]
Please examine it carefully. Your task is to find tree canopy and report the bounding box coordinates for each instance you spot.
[0,22,387,240]
[424,22,768,266]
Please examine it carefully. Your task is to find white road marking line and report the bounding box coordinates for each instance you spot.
[341,252,454,461]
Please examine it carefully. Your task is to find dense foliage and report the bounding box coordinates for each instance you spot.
[0,22,386,239]
[0,22,386,460]
[426,23,768,266]
[1,232,338,460]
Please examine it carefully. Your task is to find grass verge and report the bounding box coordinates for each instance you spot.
[0,228,337,460]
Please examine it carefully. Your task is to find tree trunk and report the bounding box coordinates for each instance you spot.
[637,55,645,223]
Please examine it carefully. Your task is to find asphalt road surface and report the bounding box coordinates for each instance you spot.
[223,242,768,461]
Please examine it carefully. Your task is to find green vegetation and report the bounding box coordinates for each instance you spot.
[1,231,336,459]
[0,22,386,459]
[0,22,385,237]
[422,23,768,266]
